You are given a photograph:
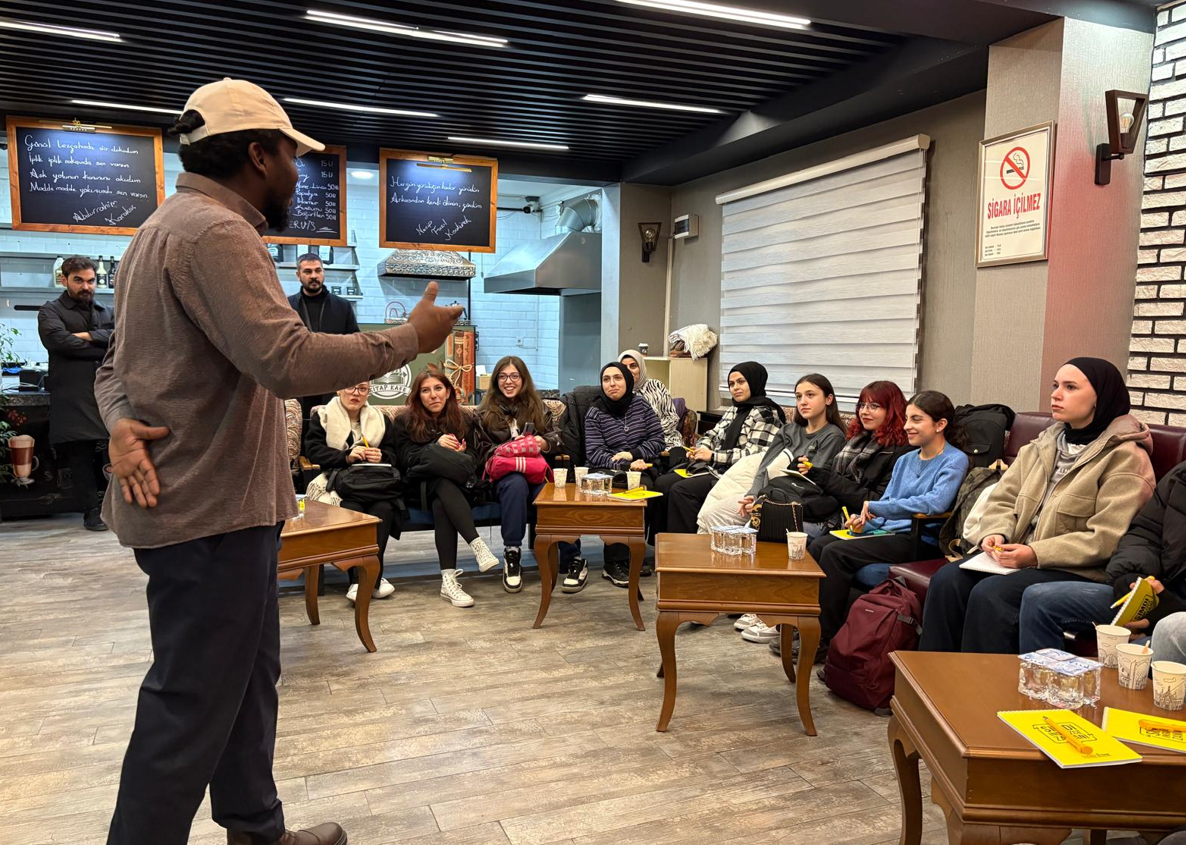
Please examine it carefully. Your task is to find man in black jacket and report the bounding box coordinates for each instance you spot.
[37,256,115,531]
[1017,461,1186,652]
[286,253,359,428]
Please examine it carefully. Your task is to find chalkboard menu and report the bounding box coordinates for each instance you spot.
[379,149,498,253]
[264,144,347,246]
[6,116,165,235]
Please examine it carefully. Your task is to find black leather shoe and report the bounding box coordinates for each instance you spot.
[83,508,108,531]
[227,822,347,845]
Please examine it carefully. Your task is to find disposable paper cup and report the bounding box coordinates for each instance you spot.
[1095,624,1130,668]
[553,468,568,488]
[786,531,808,561]
[1117,642,1154,690]
[1152,660,1186,711]
[626,470,642,490]
[574,467,589,486]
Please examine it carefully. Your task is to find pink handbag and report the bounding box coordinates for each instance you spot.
[484,454,552,484]
[494,435,542,459]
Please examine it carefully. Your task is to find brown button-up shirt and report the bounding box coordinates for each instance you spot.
[96,173,419,549]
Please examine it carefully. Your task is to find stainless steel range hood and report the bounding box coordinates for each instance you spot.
[483,197,601,295]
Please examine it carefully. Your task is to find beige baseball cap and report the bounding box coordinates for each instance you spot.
[180,77,323,156]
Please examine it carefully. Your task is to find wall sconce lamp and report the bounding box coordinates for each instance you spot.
[639,222,661,262]
[1095,89,1148,186]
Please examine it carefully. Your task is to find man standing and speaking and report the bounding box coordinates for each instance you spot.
[94,78,461,845]
[288,252,359,430]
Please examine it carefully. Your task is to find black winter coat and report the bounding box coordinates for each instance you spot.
[1107,462,1186,627]
[287,289,359,336]
[804,444,913,515]
[37,292,114,443]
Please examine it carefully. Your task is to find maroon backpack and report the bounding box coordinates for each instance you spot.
[824,578,922,711]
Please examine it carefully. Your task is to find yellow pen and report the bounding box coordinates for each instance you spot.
[361,433,370,448]
[1042,716,1093,756]
[1111,576,1152,609]
[1138,719,1183,734]
[842,506,851,523]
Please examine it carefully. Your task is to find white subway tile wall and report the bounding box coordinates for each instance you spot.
[1,153,562,388]
[1131,15,1186,426]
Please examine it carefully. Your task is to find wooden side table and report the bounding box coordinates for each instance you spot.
[531,482,648,630]
[654,533,824,735]
[889,651,1186,845]
[278,500,381,653]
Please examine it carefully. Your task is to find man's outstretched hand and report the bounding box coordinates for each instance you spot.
[408,281,464,353]
[109,418,170,508]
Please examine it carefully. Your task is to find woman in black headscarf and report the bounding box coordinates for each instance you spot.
[656,362,788,536]
[920,357,1157,655]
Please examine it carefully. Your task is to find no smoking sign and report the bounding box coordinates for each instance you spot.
[1000,146,1029,190]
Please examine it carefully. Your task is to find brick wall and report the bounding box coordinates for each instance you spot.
[1129,1,1186,426]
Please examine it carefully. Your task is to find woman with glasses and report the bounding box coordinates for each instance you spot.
[304,381,399,603]
[475,356,563,593]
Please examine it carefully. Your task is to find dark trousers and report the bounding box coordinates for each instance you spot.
[495,472,543,548]
[107,523,285,845]
[427,479,479,570]
[662,473,718,535]
[339,498,396,584]
[810,532,919,642]
[918,561,1089,654]
[56,439,108,512]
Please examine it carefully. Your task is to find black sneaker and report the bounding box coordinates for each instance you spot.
[601,559,630,588]
[640,558,655,577]
[561,557,589,593]
[83,508,108,532]
[502,547,523,593]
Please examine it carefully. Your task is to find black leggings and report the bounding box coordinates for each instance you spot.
[339,498,396,585]
[427,479,479,571]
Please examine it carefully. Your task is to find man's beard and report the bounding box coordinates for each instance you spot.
[69,289,92,301]
[263,193,290,231]
[302,280,323,295]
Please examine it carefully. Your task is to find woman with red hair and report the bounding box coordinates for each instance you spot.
[739,381,913,643]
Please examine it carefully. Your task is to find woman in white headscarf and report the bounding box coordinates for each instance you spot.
[619,349,684,453]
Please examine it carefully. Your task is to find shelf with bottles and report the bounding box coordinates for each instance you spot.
[0,252,122,291]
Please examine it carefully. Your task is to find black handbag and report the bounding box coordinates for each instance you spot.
[749,488,804,542]
[408,444,477,486]
[327,464,402,506]
[760,475,839,523]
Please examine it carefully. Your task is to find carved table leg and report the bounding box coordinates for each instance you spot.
[887,713,922,845]
[791,615,820,736]
[627,535,646,631]
[352,554,379,653]
[303,564,321,626]
[533,535,557,629]
[655,610,719,732]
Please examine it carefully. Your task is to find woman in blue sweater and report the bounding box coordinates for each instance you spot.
[584,361,666,588]
[802,391,970,663]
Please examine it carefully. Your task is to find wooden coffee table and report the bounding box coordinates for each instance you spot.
[278,499,381,653]
[532,481,648,630]
[889,651,1186,845]
[654,533,824,735]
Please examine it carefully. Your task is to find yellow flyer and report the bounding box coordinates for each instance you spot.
[609,488,663,501]
[1102,707,1186,754]
[998,709,1142,769]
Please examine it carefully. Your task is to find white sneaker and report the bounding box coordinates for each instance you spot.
[373,577,395,599]
[440,568,475,607]
[741,622,779,643]
[735,613,760,631]
[346,583,358,604]
[470,538,500,573]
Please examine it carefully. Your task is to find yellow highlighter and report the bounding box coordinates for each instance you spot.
[1111,576,1153,609]
[1042,716,1093,756]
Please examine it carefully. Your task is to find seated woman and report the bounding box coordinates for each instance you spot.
[919,357,1155,655]
[585,362,666,588]
[619,349,685,455]
[696,373,845,533]
[803,391,969,661]
[737,380,912,644]
[393,368,499,608]
[475,355,562,594]
[659,362,785,535]
[304,381,399,603]
[1017,458,1186,653]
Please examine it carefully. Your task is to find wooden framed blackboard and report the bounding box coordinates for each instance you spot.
[6,116,165,235]
[264,144,347,247]
[379,149,497,253]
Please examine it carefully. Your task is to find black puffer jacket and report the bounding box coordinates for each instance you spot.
[1107,462,1186,628]
[804,444,913,515]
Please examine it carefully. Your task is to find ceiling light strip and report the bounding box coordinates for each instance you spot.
[448,136,568,151]
[583,94,722,114]
[71,99,180,115]
[0,17,122,42]
[284,97,438,118]
[616,0,810,30]
[306,9,507,48]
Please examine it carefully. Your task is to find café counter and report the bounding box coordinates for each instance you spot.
[1,386,95,520]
